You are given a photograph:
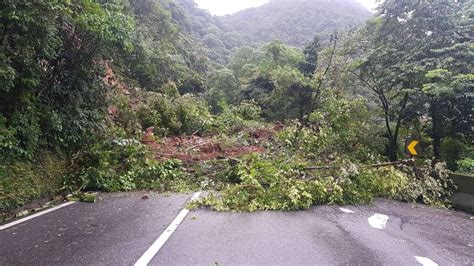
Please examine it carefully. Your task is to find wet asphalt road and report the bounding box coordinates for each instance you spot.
[0,193,190,265]
[1,193,473,265]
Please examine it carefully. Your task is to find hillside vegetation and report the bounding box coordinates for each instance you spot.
[0,0,472,217]
[219,0,372,47]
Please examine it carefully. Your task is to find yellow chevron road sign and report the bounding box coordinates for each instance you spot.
[406,140,419,156]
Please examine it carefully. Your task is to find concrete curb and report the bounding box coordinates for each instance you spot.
[451,173,474,213]
[452,193,474,213]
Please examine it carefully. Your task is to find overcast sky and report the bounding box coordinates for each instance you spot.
[194,0,378,16]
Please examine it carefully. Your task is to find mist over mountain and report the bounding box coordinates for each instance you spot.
[218,0,372,47]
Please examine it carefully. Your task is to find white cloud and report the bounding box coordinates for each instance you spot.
[194,0,379,16]
[356,0,379,11]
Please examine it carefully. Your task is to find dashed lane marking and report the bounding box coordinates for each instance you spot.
[0,201,76,231]
[134,192,202,266]
[414,256,438,266]
[339,207,355,213]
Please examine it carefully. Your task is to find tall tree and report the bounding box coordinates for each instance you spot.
[300,36,321,77]
[352,0,473,161]
[0,0,134,158]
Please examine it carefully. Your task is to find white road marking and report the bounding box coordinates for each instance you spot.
[134,192,202,266]
[0,201,76,231]
[368,213,389,229]
[339,207,355,213]
[414,256,438,266]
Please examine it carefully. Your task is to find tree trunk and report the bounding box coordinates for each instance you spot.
[387,138,399,162]
[383,101,399,162]
[431,101,442,160]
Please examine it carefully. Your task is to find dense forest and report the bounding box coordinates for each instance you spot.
[0,0,472,216]
[219,0,372,47]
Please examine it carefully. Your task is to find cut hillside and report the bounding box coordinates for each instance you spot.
[219,0,372,47]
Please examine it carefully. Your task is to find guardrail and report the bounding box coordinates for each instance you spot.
[451,173,474,213]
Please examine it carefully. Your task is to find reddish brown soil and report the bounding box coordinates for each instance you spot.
[148,135,265,162]
[146,124,279,162]
[145,123,284,162]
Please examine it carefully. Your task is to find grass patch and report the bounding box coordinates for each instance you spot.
[0,153,68,214]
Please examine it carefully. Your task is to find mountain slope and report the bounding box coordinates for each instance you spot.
[219,0,372,47]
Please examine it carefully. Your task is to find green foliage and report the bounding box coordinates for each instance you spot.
[300,36,321,77]
[136,92,214,136]
[214,100,263,133]
[310,91,381,157]
[128,0,208,93]
[278,91,382,161]
[0,0,136,159]
[175,0,242,65]
[266,66,313,120]
[350,0,473,161]
[0,154,68,214]
[219,0,371,47]
[277,123,326,158]
[397,161,456,207]
[1,0,466,215]
[136,93,181,136]
[206,68,240,111]
[67,139,185,192]
[0,115,18,158]
[457,158,474,175]
[0,0,62,94]
[195,154,317,211]
[226,41,321,121]
[0,0,150,204]
[193,154,443,212]
[333,166,410,205]
[262,41,305,69]
[440,137,469,171]
[232,100,262,121]
[111,95,142,137]
[159,82,180,98]
[175,94,214,135]
[228,46,261,80]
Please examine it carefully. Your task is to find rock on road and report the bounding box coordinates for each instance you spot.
[1,192,473,265]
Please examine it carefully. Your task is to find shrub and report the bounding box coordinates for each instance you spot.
[0,115,19,163]
[233,100,262,121]
[0,153,68,215]
[277,122,323,158]
[308,91,383,160]
[215,100,263,133]
[396,160,456,207]
[192,154,456,212]
[67,139,185,192]
[135,92,213,136]
[136,104,163,132]
[0,107,42,161]
[277,92,382,162]
[195,153,317,211]
[441,137,466,171]
[110,95,142,137]
[457,157,474,174]
[175,94,214,135]
[193,154,411,211]
[138,93,182,136]
[337,166,409,205]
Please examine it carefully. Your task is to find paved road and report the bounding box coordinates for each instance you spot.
[0,193,190,265]
[1,193,473,265]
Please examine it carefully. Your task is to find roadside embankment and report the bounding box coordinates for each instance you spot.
[452,173,474,213]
